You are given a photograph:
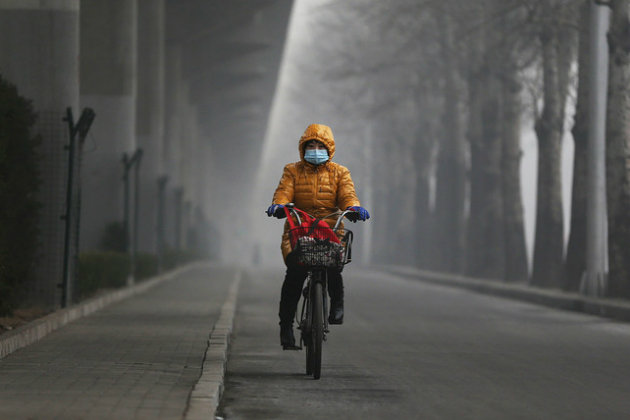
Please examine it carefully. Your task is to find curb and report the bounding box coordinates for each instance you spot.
[184,270,242,420]
[379,265,630,323]
[0,261,209,360]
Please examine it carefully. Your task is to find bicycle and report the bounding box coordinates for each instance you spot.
[278,203,357,379]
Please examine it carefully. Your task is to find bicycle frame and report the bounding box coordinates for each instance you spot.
[269,203,360,379]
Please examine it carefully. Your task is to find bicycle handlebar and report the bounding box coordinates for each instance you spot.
[277,203,360,230]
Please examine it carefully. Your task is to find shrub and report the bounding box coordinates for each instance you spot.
[135,252,158,281]
[99,221,127,253]
[75,248,200,302]
[161,248,200,271]
[76,252,130,300]
[0,75,42,315]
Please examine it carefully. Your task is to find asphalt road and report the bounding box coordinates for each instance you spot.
[218,266,630,420]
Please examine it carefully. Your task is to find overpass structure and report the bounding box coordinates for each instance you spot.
[0,0,294,309]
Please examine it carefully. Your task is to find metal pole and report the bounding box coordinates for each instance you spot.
[122,149,142,285]
[184,200,192,250]
[61,108,76,308]
[61,107,95,308]
[580,1,610,296]
[72,107,95,301]
[122,153,131,285]
[174,188,183,252]
[132,149,143,280]
[72,136,84,298]
[157,176,168,273]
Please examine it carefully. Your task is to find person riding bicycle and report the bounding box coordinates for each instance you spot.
[266,123,370,349]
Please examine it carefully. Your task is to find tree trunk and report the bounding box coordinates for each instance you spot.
[606,0,630,298]
[414,157,432,267]
[501,65,529,283]
[391,127,417,266]
[531,6,574,288]
[433,12,467,274]
[565,0,590,291]
[374,121,395,265]
[413,114,435,268]
[467,63,505,279]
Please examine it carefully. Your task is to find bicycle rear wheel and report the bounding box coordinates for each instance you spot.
[310,280,324,379]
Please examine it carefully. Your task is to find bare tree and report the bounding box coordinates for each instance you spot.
[565,0,590,291]
[531,0,577,288]
[495,2,537,283]
[605,0,630,298]
[461,0,533,281]
[412,94,439,267]
[292,0,535,280]
[465,24,506,280]
[463,0,529,280]
[311,0,445,266]
[501,57,529,283]
[432,9,468,273]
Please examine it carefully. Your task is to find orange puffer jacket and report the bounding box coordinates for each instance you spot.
[272,123,361,262]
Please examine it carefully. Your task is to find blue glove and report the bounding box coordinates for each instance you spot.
[266,204,285,218]
[346,206,370,222]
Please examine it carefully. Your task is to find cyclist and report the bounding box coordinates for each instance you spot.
[266,123,370,349]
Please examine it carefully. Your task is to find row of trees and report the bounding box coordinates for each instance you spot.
[291,0,630,297]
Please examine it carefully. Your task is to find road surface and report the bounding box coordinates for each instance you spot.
[219,266,630,419]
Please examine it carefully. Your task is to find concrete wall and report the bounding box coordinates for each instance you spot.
[136,0,165,253]
[0,0,80,309]
[0,1,293,304]
[163,44,184,250]
[79,0,138,251]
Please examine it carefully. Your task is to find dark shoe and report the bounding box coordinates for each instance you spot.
[328,300,344,325]
[280,324,299,349]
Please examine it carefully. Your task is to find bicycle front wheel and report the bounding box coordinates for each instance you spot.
[310,280,324,379]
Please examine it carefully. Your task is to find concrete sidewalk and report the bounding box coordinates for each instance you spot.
[380,265,630,323]
[0,263,203,360]
[0,263,239,420]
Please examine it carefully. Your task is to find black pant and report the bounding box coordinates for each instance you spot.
[278,259,344,326]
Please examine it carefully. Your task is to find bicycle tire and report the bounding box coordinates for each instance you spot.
[305,335,313,375]
[310,279,324,379]
[305,302,313,375]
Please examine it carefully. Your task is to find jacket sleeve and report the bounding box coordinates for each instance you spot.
[272,164,295,205]
[336,166,361,209]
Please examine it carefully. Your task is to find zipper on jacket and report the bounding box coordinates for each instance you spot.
[317,165,325,193]
[315,166,320,201]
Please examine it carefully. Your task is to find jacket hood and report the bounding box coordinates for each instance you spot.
[299,123,336,164]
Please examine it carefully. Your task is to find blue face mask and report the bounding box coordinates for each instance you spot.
[304,149,329,165]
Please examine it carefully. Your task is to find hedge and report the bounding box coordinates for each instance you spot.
[75,250,200,301]
[0,74,42,315]
[76,252,130,300]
